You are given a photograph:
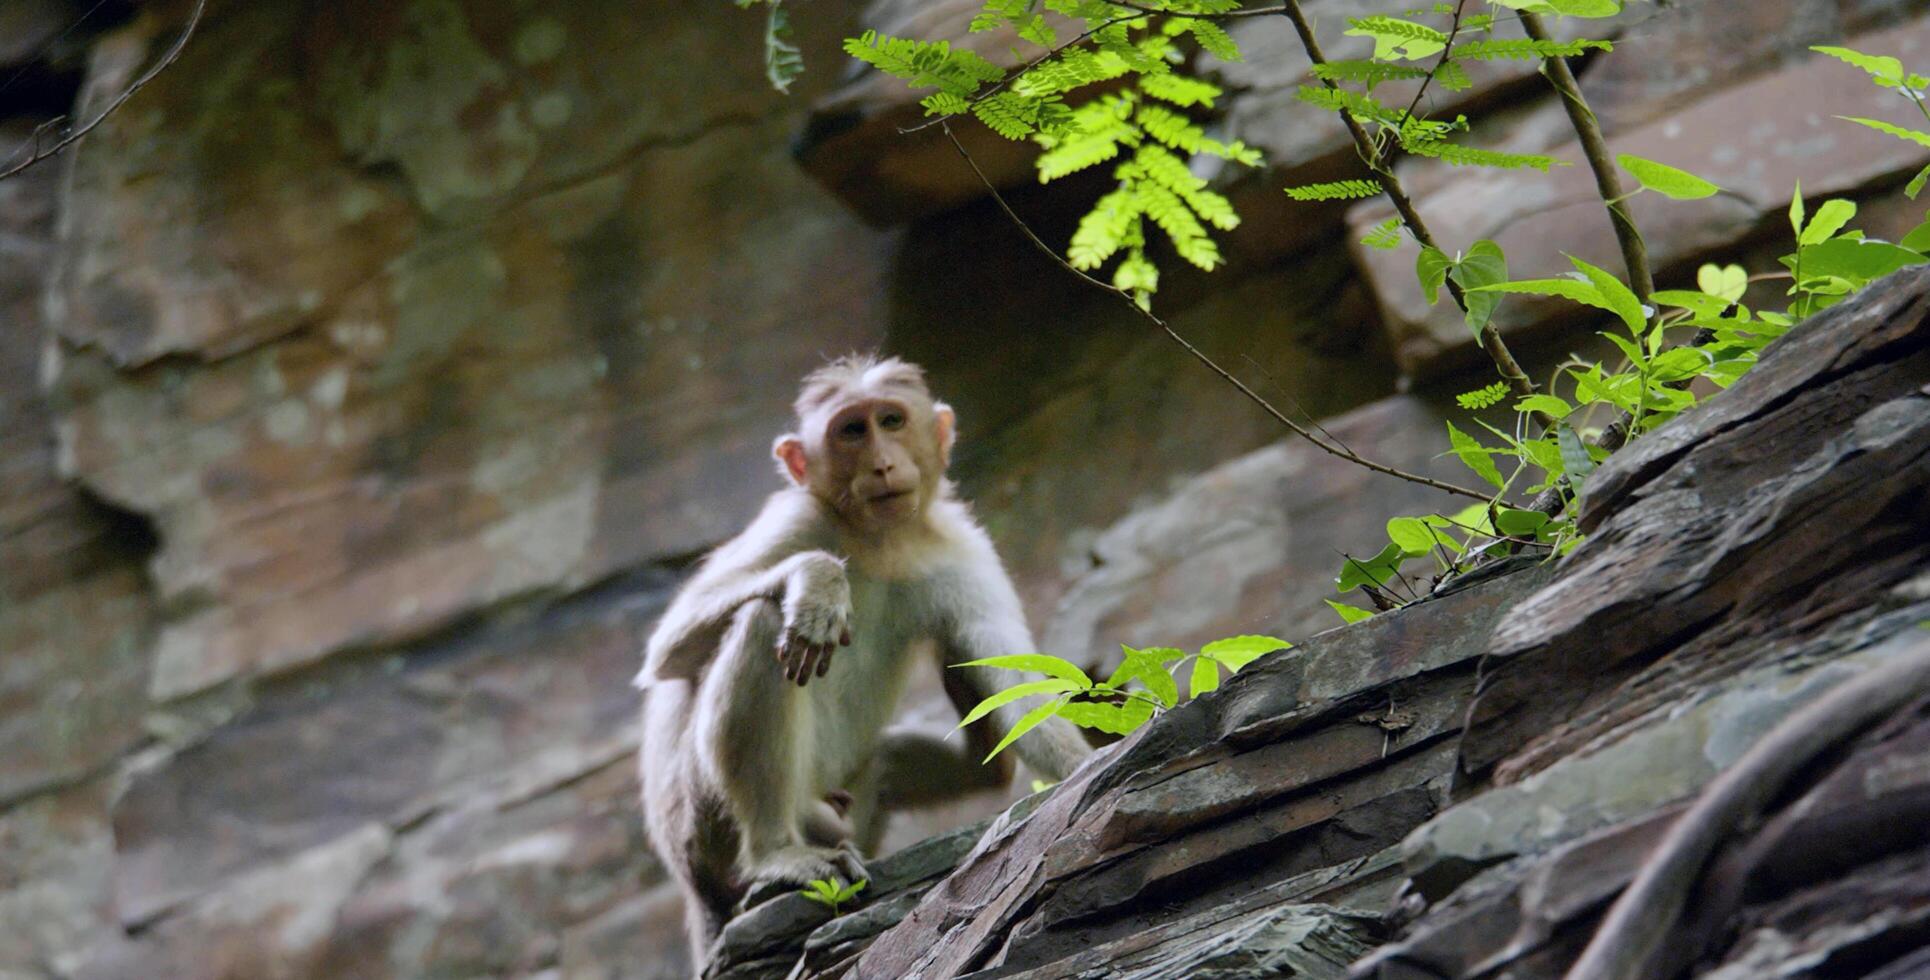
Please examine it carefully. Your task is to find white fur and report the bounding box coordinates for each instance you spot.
[637,482,1092,974]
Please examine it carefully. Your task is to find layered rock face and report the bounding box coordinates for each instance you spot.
[708,264,1930,980]
[2,1,1929,978]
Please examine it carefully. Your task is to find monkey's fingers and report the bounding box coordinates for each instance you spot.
[839,628,852,647]
[815,646,834,678]
[794,642,824,687]
[776,639,803,682]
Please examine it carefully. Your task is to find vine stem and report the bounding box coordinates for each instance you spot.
[939,121,1489,502]
[1278,0,1546,415]
[1520,11,1655,310]
[0,0,209,182]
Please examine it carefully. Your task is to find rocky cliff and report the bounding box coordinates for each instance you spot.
[707,264,1930,980]
[1,1,1928,978]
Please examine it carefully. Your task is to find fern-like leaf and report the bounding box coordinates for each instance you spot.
[1068,187,1143,269]
[1036,96,1142,180]
[1296,85,1404,125]
[1136,104,1206,152]
[1453,38,1611,61]
[1284,179,1380,201]
[1139,73,1222,108]
[1308,59,1429,88]
[845,31,1005,95]
[1360,217,1402,250]
[1404,140,1561,171]
[1456,381,1509,409]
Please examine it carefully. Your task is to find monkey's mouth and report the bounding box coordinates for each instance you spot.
[869,488,915,504]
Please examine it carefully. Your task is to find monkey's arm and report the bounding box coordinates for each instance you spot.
[940,562,1094,783]
[637,492,848,686]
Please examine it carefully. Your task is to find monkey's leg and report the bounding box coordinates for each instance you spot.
[700,600,865,888]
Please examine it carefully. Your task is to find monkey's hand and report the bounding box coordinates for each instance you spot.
[777,553,852,686]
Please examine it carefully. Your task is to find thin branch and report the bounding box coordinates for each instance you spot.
[1521,11,1654,309]
[0,0,209,182]
[940,121,1488,502]
[1394,0,1471,140]
[1278,0,1545,414]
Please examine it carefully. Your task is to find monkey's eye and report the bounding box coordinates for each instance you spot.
[839,419,868,440]
[878,411,905,431]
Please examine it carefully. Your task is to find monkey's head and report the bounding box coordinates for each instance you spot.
[774,355,955,532]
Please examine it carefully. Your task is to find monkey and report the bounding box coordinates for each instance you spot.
[634,355,1094,972]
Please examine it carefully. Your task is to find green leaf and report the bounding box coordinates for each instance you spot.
[1544,0,1620,16]
[1111,645,1179,707]
[1648,346,1714,383]
[1471,276,1603,306]
[1617,154,1719,200]
[1651,289,1730,317]
[1516,393,1574,420]
[1907,163,1930,200]
[1789,179,1805,239]
[1387,516,1437,556]
[1799,199,1857,246]
[1057,697,1154,734]
[838,879,868,902]
[1456,380,1509,409]
[1494,507,1551,537]
[1199,634,1291,670]
[1189,657,1220,698]
[1569,254,1646,334]
[1900,218,1930,254]
[1445,420,1505,489]
[1284,178,1382,202]
[1344,15,1446,61]
[1338,542,1406,592]
[1325,600,1376,625]
[1450,240,1509,336]
[1797,237,1929,282]
[954,654,1092,686]
[1557,422,1596,487]
[954,678,1083,729]
[984,696,1072,762]
[1417,245,1452,305]
[1698,262,1749,303]
[1837,115,1930,150]
[1360,217,1403,251]
[1453,37,1611,61]
[1811,45,1904,86]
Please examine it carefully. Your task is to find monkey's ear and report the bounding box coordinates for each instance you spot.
[773,434,810,486]
[933,401,957,464]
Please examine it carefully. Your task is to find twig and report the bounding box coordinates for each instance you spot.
[1394,0,1471,141]
[0,0,209,182]
[940,121,1488,501]
[1565,639,1930,980]
[1521,11,1653,310]
[1278,0,1545,414]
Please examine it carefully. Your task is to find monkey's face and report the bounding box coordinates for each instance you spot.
[817,397,938,528]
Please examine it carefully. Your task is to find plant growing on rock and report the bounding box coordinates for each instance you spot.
[799,876,868,915]
[954,635,1290,757]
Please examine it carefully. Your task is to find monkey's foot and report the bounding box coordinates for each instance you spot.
[743,843,869,906]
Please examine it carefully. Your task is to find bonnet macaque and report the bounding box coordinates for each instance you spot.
[635,355,1092,969]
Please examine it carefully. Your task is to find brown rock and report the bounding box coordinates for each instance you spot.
[47,1,894,698]
[0,120,154,804]
[110,573,670,925]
